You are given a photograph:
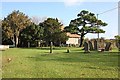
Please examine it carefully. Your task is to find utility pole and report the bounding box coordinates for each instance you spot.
[118,1,120,35]
[96,6,119,51]
[97,14,99,50]
[118,1,120,51]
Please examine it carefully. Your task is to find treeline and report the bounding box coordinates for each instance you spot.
[2,10,68,47]
[2,10,112,48]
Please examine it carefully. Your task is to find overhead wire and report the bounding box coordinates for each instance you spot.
[98,6,120,15]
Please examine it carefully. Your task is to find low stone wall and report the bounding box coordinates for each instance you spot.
[0,45,9,51]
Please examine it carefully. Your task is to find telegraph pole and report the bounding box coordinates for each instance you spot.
[97,14,99,50]
[118,1,120,51]
[118,1,120,35]
[96,6,119,51]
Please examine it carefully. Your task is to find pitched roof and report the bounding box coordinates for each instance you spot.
[67,32,80,38]
[60,26,80,38]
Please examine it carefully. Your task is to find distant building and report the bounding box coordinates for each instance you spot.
[66,32,80,45]
[61,26,80,45]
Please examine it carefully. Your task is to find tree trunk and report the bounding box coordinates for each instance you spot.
[15,30,20,47]
[79,33,84,47]
[15,35,18,47]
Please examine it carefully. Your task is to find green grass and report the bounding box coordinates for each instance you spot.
[1,47,119,78]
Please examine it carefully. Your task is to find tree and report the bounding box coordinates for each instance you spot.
[115,35,120,40]
[53,31,68,46]
[31,16,48,25]
[2,10,31,47]
[31,16,42,25]
[2,19,14,45]
[39,18,68,46]
[64,10,107,47]
[20,23,44,47]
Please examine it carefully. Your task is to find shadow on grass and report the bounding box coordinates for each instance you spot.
[20,47,68,50]
[25,51,119,67]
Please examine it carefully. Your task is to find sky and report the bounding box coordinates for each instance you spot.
[1,1,119,39]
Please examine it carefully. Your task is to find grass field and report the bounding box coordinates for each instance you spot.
[1,47,119,78]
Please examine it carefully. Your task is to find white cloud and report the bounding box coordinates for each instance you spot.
[63,0,119,7]
[64,0,84,6]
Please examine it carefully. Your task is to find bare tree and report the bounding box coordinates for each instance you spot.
[31,16,47,24]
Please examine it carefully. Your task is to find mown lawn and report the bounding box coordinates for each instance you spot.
[1,47,119,78]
